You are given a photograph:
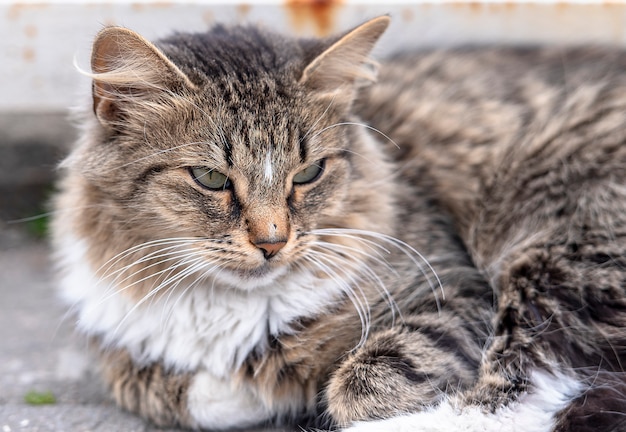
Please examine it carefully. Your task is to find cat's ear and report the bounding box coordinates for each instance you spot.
[299,16,390,98]
[90,26,196,125]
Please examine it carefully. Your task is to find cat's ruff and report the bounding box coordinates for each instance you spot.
[57,235,344,378]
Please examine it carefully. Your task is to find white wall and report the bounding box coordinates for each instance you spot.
[2,0,626,112]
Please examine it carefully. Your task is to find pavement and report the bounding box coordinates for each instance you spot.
[0,111,176,431]
[0,226,191,431]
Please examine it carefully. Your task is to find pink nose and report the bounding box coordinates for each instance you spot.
[254,240,287,259]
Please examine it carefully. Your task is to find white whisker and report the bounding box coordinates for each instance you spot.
[310,228,444,313]
[314,229,444,295]
[302,254,371,346]
[161,259,221,330]
[101,246,201,285]
[95,237,206,279]
[300,94,337,143]
[309,121,401,149]
[96,252,201,309]
[309,244,402,326]
[112,256,206,336]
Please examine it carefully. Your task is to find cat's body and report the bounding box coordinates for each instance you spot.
[52,17,626,431]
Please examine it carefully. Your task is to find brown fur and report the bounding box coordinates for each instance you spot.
[52,17,626,431]
[100,346,194,428]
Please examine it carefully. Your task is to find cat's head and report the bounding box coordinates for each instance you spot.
[58,16,396,292]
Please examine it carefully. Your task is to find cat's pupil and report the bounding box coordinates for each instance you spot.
[293,159,325,185]
[190,167,231,190]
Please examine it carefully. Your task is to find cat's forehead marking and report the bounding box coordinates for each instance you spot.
[264,150,274,184]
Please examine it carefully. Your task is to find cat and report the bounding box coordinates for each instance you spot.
[51,15,626,431]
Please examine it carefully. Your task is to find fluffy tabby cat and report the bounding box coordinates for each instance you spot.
[52,15,626,431]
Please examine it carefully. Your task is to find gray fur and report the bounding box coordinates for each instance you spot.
[53,18,626,431]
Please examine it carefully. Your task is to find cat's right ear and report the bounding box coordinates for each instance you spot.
[90,26,196,126]
[299,16,390,103]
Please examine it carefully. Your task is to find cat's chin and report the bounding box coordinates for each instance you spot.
[214,264,290,291]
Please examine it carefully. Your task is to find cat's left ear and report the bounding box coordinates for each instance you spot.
[299,16,390,99]
[90,26,196,126]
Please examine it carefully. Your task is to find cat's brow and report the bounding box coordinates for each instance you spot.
[224,141,234,167]
[103,141,216,172]
[299,95,338,163]
[298,134,307,163]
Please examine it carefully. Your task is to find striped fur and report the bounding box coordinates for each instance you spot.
[52,17,626,431]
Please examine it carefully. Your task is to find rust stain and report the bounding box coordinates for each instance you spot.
[445,1,521,13]
[7,4,19,20]
[130,2,174,11]
[202,10,214,25]
[467,2,482,13]
[22,47,35,62]
[153,2,174,8]
[285,0,344,37]
[237,3,251,19]
[402,8,414,23]
[137,2,173,9]
[6,2,48,21]
[554,2,577,12]
[24,25,37,38]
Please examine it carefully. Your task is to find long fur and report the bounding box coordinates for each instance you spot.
[52,17,626,431]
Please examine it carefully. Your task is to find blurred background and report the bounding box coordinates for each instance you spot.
[3,0,626,226]
[2,1,626,431]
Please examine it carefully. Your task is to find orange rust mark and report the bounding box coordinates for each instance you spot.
[444,1,520,13]
[136,2,173,9]
[285,0,344,37]
[237,3,251,19]
[467,2,482,13]
[153,2,174,8]
[202,10,214,25]
[402,8,414,23]
[504,1,520,10]
[130,2,173,11]
[555,2,576,11]
[6,3,48,20]
[24,25,37,38]
[22,47,35,62]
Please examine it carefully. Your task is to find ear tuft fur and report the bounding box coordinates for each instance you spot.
[299,16,390,94]
[90,26,195,125]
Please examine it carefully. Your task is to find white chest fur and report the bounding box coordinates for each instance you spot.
[56,235,342,377]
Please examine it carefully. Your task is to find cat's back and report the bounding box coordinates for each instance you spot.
[360,45,626,155]
[358,45,626,231]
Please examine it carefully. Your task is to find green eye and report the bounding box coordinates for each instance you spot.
[190,167,231,190]
[293,159,325,185]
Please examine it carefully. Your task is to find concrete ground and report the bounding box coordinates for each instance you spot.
[0,111,186,430]
[0,225,191,432]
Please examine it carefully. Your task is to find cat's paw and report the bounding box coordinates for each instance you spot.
[326,326,474,425]
[187,371,271,429]
[342,370,581,432]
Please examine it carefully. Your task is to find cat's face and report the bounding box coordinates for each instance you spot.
[62,18,394,292]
